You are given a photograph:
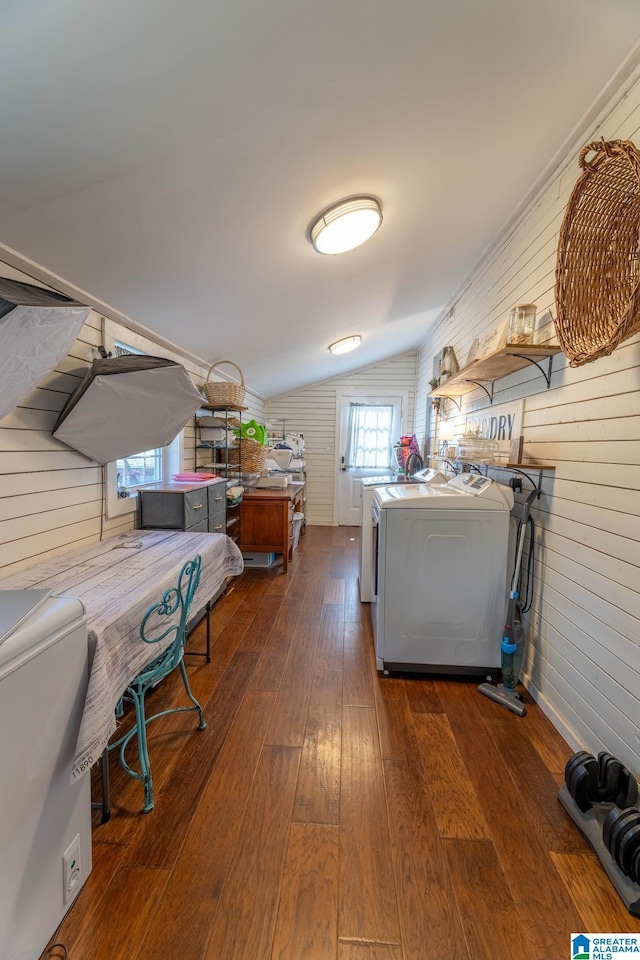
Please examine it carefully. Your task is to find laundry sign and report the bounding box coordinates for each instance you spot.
[463,399,523,443]
[446,400,524,462]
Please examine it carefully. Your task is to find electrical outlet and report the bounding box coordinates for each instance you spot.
[62,834,82,904]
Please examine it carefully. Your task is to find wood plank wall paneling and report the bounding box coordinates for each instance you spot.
[266,351,418,525]
[415,72,640,778]
[0,261,265,575]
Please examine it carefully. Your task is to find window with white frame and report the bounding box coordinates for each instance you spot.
[115,448,164,491]
[344,403,395,469]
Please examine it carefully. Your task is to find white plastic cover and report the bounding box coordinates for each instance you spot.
[53,364,203,463]
[0,302,90,422]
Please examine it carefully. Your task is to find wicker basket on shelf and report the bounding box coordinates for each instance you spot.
[555,138,640,366]
[202,360,246,406]
[227,437,268,473]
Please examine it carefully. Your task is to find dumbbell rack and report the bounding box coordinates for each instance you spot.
[558,788,640,917]
[560,751,640,917]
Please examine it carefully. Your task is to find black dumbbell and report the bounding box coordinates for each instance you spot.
[614,811,640,867]
[603,808,640,872]
[619,822,640,880]
[597,753,623,800]
[603,806,637,853]
[565,751,638,812]
[632,844,640,885]
[564,751,595,788]
[596,752,638,808]
[566,753,600,812]
[603,806,623,850]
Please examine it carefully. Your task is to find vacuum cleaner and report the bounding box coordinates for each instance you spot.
[478,486,538,716]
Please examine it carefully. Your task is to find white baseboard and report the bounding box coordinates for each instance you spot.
[521,671,581,754]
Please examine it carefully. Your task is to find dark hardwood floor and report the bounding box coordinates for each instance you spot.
[46,525,640,960]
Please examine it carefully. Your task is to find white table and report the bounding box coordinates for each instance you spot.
[0,529,243,781]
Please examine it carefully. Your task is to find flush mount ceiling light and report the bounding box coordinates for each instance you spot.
[310,196,382,255]
[328,335,362,355]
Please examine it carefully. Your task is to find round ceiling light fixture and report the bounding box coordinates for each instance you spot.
[328,335,362,355]
[310,196,382,255]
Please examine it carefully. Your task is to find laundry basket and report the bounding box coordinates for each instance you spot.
[202,360,246,407]
[227,437,268,473]
[555,138,640,366]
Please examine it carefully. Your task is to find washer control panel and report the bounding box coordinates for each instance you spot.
[447,473,494,495]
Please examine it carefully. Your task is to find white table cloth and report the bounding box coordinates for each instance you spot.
[0,529,243,780]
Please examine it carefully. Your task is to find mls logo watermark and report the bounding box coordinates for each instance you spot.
[572,933,640,959]
[573,935,590,959]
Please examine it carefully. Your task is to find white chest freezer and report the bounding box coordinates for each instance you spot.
[0,593,92,960]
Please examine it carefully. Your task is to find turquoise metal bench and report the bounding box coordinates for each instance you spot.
[109,555,206,812]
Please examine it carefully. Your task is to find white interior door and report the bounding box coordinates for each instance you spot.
[336,394,405,525]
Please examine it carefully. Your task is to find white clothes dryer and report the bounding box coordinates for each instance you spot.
[358,468,446,602]
[371,473,513,674]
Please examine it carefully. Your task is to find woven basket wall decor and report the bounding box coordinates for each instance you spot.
[227,437,268,473]
[202,360,246,406]
[554,138,640,366]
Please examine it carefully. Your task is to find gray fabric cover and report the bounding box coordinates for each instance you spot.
[0,277,90,422]
[53,354,203,463]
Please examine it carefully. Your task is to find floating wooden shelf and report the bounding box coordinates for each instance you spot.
[429,343,563,400]
[504,461,555,471]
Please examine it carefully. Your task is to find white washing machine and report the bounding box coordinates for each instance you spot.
[371,473,513,674]
[358,468,446,602]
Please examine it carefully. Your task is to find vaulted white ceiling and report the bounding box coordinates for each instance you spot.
[1,1,639,397]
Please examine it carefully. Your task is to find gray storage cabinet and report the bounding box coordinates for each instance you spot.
[139,479,226,534]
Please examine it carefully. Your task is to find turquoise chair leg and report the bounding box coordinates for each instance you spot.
[113,689,154,812]
[132,691,154,813]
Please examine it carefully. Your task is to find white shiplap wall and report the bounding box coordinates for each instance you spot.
[266,351,417,525]
[416,73,640,777]
[0,261,264,576]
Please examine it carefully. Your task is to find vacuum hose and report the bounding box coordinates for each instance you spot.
[501,490,538,690]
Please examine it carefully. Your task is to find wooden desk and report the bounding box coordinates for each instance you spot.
[239,483,304,573]
[0,529,243,781]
